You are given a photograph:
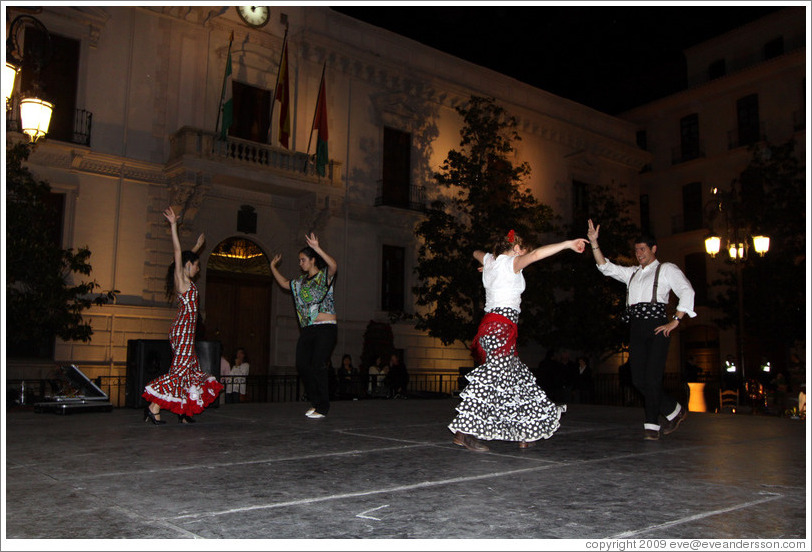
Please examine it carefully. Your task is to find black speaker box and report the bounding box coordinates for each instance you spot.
[126,339,222,408]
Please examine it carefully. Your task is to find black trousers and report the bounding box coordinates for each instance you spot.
[629,317,678,427]
[296,323,337,415]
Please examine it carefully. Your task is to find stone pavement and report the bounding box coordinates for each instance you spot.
[3,398,809,548]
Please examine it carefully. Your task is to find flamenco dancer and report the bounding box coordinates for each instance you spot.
[142,207,223,424]
[270,233,338,419]
[449,229,588,451]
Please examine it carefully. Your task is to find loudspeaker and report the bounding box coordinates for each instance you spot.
[126,339,223,408]
[126,339,172,409]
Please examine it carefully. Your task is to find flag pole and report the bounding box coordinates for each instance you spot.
[268,26,288,144]
[303,62,326,172]
[215,31,234,139]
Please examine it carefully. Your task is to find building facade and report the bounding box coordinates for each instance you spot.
[6,5,656,384]
[621,7,807,386]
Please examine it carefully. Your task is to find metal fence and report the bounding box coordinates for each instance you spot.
[7,372,696,410]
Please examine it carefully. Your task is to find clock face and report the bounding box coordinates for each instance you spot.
[237,6,270,28]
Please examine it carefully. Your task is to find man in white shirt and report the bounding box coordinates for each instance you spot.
[588,219,696,441]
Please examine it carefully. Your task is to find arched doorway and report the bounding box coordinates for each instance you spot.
[204,237,272,376]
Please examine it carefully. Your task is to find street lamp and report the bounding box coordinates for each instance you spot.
[5,14,54,142]
[704,180,770,406]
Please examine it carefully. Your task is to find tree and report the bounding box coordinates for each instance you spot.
[5,142,117,358]
[707,139,805,374]
[543,182,641,360]
[413,96,557,347]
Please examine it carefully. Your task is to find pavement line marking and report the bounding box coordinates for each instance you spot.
[608,492,784,538]
[356,504,390,521]
[171,462,562,520]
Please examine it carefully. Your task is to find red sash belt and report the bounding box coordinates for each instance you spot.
[470,312,518,365]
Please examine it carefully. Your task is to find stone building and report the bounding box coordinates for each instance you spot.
[621,6,806,386]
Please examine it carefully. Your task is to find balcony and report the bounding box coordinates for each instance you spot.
[671,142,706,165]
[727,122,766,150]
[168,126,342,187]
[374,180,426,212]
[6,102,92,147]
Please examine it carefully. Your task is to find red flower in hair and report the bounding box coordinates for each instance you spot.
[507,229,515,243]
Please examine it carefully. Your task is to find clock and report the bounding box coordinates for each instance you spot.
[236,6,270,29]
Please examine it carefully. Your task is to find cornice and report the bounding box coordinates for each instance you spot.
[25,142,168,185]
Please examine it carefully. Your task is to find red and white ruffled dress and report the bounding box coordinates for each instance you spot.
[142,281,223,416]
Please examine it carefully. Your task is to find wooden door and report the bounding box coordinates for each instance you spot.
[205,272,271,376]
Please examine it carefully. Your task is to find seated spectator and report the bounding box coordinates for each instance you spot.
[337,354,357,400]
[387,352,409,399]
[368,356,389,398]
[226,348,250,403]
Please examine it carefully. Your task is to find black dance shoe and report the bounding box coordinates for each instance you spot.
[178,414,196,424]
[144,406,166,425]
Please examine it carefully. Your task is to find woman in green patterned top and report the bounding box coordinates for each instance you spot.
[271,233,337,419]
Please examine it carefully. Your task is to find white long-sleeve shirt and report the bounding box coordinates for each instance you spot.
[482,253,526,313]
[597,258,697,318]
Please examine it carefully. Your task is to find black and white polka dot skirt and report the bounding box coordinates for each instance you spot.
[448,308,565,443]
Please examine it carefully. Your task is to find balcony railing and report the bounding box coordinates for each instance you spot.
[727,122,766,150]
[374,180,427,211]
[671,142,706,165]
[170,127,341,186]
[6,105,93,147]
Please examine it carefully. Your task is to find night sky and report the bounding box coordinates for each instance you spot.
[331,5,785,115]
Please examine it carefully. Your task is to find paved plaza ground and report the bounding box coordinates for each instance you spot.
[3,398,809,548]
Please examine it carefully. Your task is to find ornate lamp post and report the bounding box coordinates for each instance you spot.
[704,182,769,405]
[5,14,54,142]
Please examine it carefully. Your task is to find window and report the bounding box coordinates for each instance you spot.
[708,59,726,80]
[381,245,405,312]
[230,81,271,143]
[763,36,784,60]
[381,127,411,208]
[736,94,760,147]
[20,28,80,143]
[684,253,708,307]
[680,114,700,161]
[682,182,703,232]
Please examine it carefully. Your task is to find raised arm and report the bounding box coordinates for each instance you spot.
[513,239,589,273]
[587,219,607,266]
[163,207,185,290]
[473,250,487,265]
[305,233,337,277]
[269,254,291,290]
[192,233,206,254]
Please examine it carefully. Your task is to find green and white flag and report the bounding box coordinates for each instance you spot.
[218,32,234,140]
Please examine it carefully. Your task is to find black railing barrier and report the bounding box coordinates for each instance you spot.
[7,372,711,410]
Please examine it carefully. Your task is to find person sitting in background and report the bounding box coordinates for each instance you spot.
[337,354,357,400]
[229,348,250,403]
[387,352,409,399]
[368,356,389,398]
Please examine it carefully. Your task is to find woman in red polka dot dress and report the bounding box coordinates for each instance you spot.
[142,207,223,424]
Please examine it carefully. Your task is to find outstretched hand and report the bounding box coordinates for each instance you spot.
[587,219,600,242]
[163,206,179,225]
[194,233,206,251]
[570,238,590,253]
[305,232,320,250]
[271,254,282,267]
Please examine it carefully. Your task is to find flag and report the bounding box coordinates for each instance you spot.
[312,69,328,176]
[274,37,290,149]
[218,32,234,140]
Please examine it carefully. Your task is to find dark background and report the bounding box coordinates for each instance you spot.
[332,5,784,114]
